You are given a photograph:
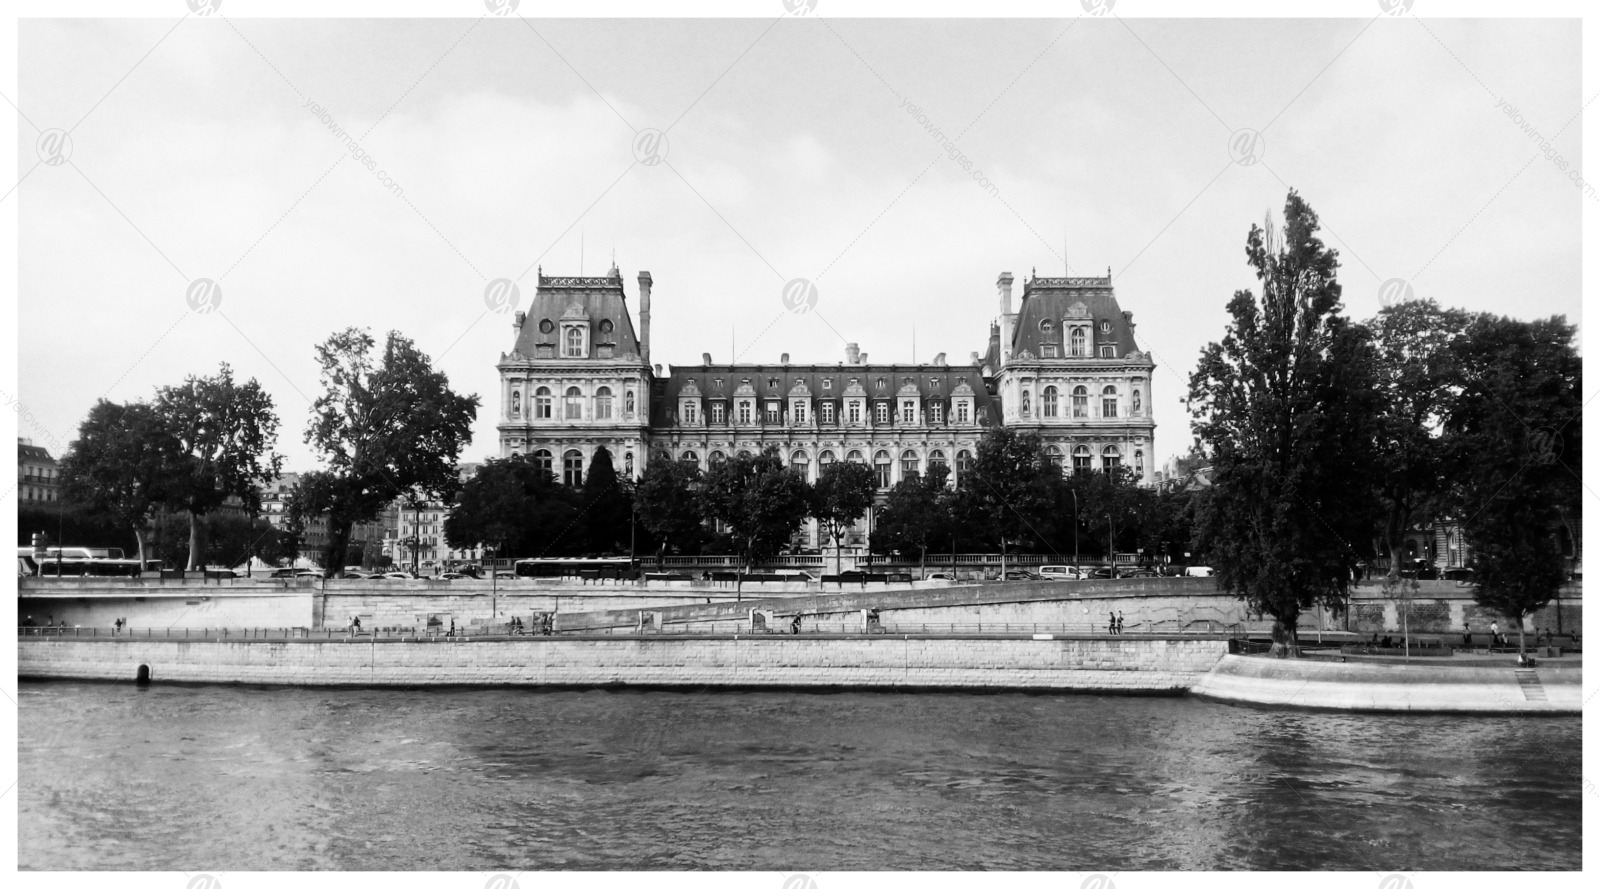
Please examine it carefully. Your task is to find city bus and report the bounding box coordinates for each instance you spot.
[18,547,147,577]
[512,557,640,581]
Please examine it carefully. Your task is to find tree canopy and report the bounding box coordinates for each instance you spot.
[701,447,811,571]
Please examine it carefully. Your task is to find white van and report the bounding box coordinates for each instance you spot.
[1038,565,1086,581]
[1184,566,1214,577]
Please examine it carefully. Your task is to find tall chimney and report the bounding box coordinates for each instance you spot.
[846,342,860,364]
[513,310,525,334]
[637,271,653,365]
[997,271,1015,368]
[702,352,712,366]
[780,352,790,365]
[859,352,868,364]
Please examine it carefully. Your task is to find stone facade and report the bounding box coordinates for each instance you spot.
[494,266,1157,551]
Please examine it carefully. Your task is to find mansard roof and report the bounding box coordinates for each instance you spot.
[1010,274,1143,360]
[653,362,998,426]
[509,270,643,360]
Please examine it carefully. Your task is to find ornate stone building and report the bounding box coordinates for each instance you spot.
[495,265,1156,546]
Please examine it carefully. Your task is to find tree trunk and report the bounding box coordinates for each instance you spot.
[1518,617,1526,656]
[919,545,926,580]
[133,526,148,567]
[187,511,204,571]
[323,519,353,578]
[999,537,1007,580]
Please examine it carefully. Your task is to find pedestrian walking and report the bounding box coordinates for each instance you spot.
[1489,620,1501,648]
[1107,612,1116,635]
[1116,611,1125,635]
[1461,620,1471,648]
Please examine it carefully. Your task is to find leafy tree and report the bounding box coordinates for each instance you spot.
[444,454,581,560]
[957,427,1063,576]
[810,459,878,574]
[870,463,953,576]
[293,329,479,575]
[17,501,130,554]
[1368,299,1474,577]
[1446,313,1581,655]
[700,447,811,573]
[634,455,706,560]
[154,364,283,570]
[1188,192,1381,655]
[57,399,181,564]
[581,447,633,555]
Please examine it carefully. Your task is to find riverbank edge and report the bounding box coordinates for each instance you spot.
[1190,653,1582,714]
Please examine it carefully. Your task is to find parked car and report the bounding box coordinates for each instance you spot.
[923,572,959,584]
[1443,567,1476,582]
[439,572,472,580]
[1184,566,1214,578]
[1001,569,1039,581]
[1123,567,1158,578]
[1089,567,1118,579]
[294,569,325,579]
[377,572,414,580]
[270,567,297,579]
[493,571,517,579]
[1038,565,1086,581]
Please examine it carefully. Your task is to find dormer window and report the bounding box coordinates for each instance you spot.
[715,378,724,390]
[876,378,886,391]
[1100,345,1116,358]
[874,402,889,424]
[1070,327,1087,357]
[1100,320,1113,333]
[822,378,832,391]
[598,319,614,335]
[564,326,586,357]
[1040,319,1054,333]
[1042,343,1059,358]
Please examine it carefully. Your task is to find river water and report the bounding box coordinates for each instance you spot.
[17,682,1581,871]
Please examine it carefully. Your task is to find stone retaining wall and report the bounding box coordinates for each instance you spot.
[16,636,1228,692]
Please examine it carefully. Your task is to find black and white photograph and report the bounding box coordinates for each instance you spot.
[5,0,1590,882]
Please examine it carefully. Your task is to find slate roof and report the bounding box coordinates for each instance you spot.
[652,363,999,427]
[18,442,55,465]
[509,269,643,360]
[1008,274,1143,360]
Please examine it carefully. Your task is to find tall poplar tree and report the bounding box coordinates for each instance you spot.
[1188,191,1380,655]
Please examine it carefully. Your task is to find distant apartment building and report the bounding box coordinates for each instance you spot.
[18,438,60,503]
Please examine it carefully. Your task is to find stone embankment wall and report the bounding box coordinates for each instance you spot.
[17,636,1229,692]
[1192,653,1581,713]
[18,578,1581,637]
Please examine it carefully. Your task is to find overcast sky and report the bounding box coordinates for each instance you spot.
[15,13,1582,473]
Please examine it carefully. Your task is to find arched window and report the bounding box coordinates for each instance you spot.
[900,449,920,479]
[565,327,584,357]
[1134,449,1145,477]
[595,386,613,420]
[956,449,973,474]
[1132,389,1142,415]
[533,449,554,477]
[737,449,753,458]
[874,450,893,488]
[818,450,836,468]
[846,449,865,464]
[1072,445,1092,475]
[1042,386,1058,418]
[535,386,552,419]
[625,390,635,415]
[563,449,584,486]
[790,449,810,477]
[709,450,726,466]
[1101,386,1118,418]
[928,449,947,476]
[1046,444,1063,467]
[1072,386,1088,418]
[1070,327,1086,357]
[681,450,700,469]
[511,390,522,418]
[1102,445,1121,473]
[564,386,584,420]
